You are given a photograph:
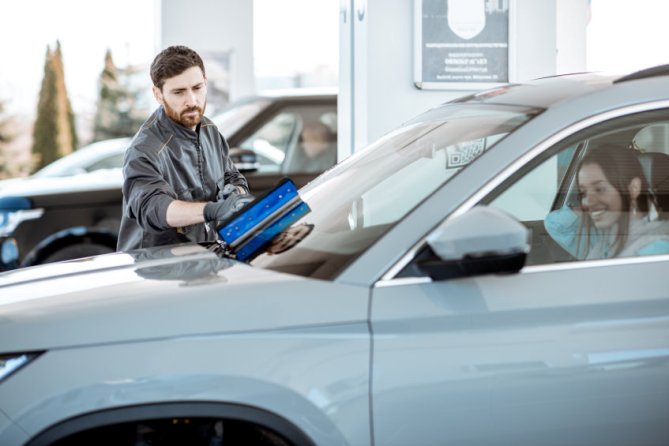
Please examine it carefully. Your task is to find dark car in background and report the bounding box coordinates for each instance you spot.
[0,90,337,270]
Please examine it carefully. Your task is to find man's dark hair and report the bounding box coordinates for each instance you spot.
[150,45,206,90]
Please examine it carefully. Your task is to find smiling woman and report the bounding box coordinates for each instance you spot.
[545,144,669,260]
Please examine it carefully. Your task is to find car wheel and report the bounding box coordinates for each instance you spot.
[46,418,294,446]
[43,243,115,264]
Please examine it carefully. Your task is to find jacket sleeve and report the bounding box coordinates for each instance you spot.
[123,149,176,232]
[219,133,249,193]
[544,205,588,259]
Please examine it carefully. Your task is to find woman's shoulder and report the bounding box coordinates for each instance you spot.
[629,218,669,256]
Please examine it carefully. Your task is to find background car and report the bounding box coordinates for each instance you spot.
[0,137,131,192]
[1,67,669,445]
[0,90,337,270]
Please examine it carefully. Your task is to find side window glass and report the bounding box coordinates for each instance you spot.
[482,111,669,266]
[239,112,298,173]
[87,153,125,172]
[284,108,337,175]
[238,103,337,175]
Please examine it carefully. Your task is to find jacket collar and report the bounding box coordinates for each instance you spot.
[157,107,201,142]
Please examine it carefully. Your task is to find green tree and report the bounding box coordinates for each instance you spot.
[31,41,77,171]
[0,99,12,146]
[0,98,16,178]
[92,49,148,141]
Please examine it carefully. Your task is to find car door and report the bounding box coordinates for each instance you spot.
[370,107,669,445]
[230,100,337,194]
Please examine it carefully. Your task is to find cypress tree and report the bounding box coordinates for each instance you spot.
[92,49,148,141]
[0,99,12,146]
[53,41,78,151]
[31,41,77,171]
[0,98,15,178]
[92,49,122,141]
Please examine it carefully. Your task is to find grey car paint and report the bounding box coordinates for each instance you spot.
[0,244,370,445]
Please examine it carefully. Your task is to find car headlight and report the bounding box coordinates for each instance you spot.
[0,352,42,383]
[0,197,44,238]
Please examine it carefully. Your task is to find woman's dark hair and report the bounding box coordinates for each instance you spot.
[577,144,650,257]
[150,45,205,90]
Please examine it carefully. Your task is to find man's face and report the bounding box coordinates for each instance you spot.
[153,66,207,129]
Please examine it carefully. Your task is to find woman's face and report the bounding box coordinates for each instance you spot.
[578,162,624,229]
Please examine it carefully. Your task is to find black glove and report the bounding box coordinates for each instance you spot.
[217,182,244,201]
[204,193,254,223]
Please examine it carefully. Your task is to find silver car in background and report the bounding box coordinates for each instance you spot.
[1,67,669,445]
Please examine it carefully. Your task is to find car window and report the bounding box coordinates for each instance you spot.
[250,103,539,280]
[86,153,125,172]
[239,104,337,175]
[32,139,129,178]
[212,98,272,139]
[239,112,295,172]
[482,109,669,266]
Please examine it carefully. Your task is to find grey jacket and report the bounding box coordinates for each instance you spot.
[117,107,248,252]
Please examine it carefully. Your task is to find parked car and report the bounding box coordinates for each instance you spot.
[0,137,131,193]
[0,91,337,270]
[1,66,669,445]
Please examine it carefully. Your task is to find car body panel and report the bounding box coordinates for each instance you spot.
[0,245,369,352]
[0,244,370,444]
[0,412,27,446]
[1,324,370,446]
[371,258,669,445]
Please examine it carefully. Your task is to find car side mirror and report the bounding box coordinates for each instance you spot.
[418,206,530,280]
[230,148,259,172]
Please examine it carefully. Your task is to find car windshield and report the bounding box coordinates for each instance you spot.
[247,103,541,280]
[212,97,272,138]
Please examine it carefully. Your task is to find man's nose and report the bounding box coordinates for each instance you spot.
[185,90,198,106]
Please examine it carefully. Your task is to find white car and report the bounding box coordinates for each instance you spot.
[1,67,669,445]
[0,137,130,192]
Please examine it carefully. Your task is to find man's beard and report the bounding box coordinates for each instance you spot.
[163,100,206,129]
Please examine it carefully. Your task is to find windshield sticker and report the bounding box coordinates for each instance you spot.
[445,138,486,169]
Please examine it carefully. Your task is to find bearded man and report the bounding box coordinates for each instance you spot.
[118,45,252,251]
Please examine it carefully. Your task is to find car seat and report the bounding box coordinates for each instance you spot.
[638,151,669,216]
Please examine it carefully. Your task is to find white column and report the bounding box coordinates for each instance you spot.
[159,0,255,103]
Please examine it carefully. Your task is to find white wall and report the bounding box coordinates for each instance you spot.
[339,0,589,158]
[159,0,255,102]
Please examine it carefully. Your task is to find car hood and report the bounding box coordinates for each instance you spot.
[0,244,367,352]
[0,170,122,198]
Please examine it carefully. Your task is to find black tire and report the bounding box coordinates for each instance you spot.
[43,243,115,264]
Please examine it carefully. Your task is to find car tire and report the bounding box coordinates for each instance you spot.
[43,243,115,264]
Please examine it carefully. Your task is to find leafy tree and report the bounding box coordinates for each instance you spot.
[92,49,148,141]
[31,41,77,171]
[0,99,12,146]
[0,98,16,178]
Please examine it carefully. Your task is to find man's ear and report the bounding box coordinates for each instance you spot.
[629,176,642,201]
[152,85,164,105]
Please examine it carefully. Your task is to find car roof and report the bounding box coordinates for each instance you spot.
[449,72,619,109]
[231,88,337,106]
[403,66,669,128]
